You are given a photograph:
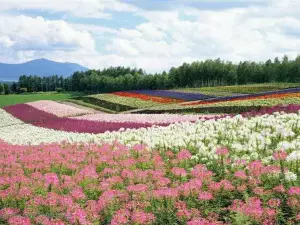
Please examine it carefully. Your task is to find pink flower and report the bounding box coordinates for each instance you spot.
[8,216,31,225]
[273,185,285,193]
[237,184,247,192]
[35,215,50,225]
[216,147,229,156]
[288,187,300,195]
[267,199,281,208]
[153,188,179,199]
[127,184,148,193]
[198,191,213,201]
[79,166,98,179]
[110,209,130,225]
[177,209,192,219]
[273,150,287,161]
[234,170,247,180]
[0,208,20,220]
[66,208,88,224]
[177,149,192,160]
[131,211,155,224]
[70,188,86,200]
[171,167,187,177]
[44,173,59,186]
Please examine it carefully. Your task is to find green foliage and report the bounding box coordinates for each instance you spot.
[0,83,3,94]
[16,55,300,94]
[3,84,9,95]
[55,87,63,93]
[0,92,81,108]
[19,87,27,93]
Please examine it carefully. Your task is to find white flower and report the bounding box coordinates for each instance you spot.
[285,171,297,182]
[286,151,300,162]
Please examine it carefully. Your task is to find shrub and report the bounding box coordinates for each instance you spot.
[56,88,63,93]
[19,88,28,94]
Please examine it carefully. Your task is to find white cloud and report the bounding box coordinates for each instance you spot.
[2,0,300,73]
[0,0,137,19]
[0,15,95,63]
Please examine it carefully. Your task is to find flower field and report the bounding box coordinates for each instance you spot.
[1,107,300,224]
[128,90,213,101]
[1,87,300,224]
[26,100,93,117]
[113,92,183,103]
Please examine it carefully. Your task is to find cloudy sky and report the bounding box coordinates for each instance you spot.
[0,0,300,72]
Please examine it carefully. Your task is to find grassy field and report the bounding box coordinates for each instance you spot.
[0,92,83,108]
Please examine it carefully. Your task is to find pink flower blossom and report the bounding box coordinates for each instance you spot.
[273,150,287,161]
[8,216,31,225]
[131,211,155,224]
[288,187,300,195]
[127,184,148,193]
[216,147,229,156]
[198,191,213,201]
[0,208,20,220]
[177,149,192,160]
[234,170,247,180]
[171,167,187,177]
[267,199,281,208]
[44,173,59,186]
[110,209,130,225]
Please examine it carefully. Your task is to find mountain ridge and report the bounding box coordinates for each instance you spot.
[0,58,88,81]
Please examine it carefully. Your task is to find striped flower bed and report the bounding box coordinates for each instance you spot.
[72,113,206,124]
[129,90,213,101]
[113,92,183,103]
[183,87,300,106]
[26,100,92,117]
[3,104,169,134]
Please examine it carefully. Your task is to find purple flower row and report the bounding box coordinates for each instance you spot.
[129,90,213,101]
[3,104,169,134]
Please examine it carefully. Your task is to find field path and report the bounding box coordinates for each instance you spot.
[60,101,107,114]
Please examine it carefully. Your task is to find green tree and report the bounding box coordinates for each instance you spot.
[0,83,3,94]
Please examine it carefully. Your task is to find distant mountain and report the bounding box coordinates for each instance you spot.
[0,58,88,81]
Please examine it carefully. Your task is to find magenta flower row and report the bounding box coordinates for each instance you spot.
[3,104,169,134]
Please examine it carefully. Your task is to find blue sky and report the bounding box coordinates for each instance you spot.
[0,0,300,72]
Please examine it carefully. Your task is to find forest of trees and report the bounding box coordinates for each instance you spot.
[6,55,300,94]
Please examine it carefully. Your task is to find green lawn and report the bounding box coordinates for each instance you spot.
[0,92,84,108]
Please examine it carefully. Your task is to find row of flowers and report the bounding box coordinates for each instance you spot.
[1,106,300,165]
[127,90,213,101]
[3,104,171,134]
[113,92,184,104]
[72,113,207,124]
[183,88,300,106]
[90,94,165,109]
[0,140,300,224]
[26,101,93,117]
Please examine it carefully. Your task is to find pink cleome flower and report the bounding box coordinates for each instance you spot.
[131,211,155,224]
[198,191,213,201]
[216,147,229,156]
[44,173,59,186]
[171,167,187,177]
[177,149,192,160]
[127,184,148,193]
[273,150,287,161]
[8,216,31,225]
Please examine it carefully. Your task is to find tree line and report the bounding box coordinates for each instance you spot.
[4,55,300,94]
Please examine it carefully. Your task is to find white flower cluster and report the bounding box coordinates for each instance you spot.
[1,109,300,164]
